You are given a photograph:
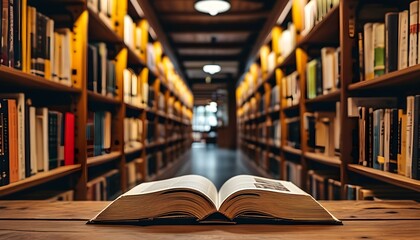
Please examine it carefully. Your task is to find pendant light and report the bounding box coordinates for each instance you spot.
[194,0,231,16]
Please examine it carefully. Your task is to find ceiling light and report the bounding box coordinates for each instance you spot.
[203,64,221,75]
[194,0,231,16]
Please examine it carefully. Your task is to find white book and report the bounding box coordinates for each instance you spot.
[131,73,139,106]
[29,107,37,175]
[56,28,72,86]
[363,23,374,80]
[406,96,414,178]
[302,0,317,36]
[0,94,26,180]
[321,47,336,94]
[36,108,49,172]
[409,1,418,66]
[124,15,134,48]
[52,32,61,81]
[398,10,409,69]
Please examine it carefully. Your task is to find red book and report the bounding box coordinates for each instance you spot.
[64,112,75,166]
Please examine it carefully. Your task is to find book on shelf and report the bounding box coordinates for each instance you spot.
[300,0,339,37]
[124,117,143,150]
[285,161,302,188]
[278,23,296,62]
[282,71,300,107]
[88,42,117,97]
[409,1,418,67]
[352,96,420,179]
[89,175,341,225]
[86,111,112,157]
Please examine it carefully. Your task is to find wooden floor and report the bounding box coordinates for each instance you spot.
[176,143,255,189]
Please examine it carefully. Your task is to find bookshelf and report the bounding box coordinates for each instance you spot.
[0,0,193,200]
[237,0,420,199]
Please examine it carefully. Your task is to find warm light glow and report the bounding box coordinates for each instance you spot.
[194,0,231,16]
[205,76,212,83]
[203,64,221,75]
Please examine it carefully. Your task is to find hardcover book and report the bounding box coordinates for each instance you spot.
[89,175,341,225]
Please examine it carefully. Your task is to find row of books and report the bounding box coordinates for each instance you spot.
[145,120,155,144]
[357,1,420,81]
[282,71,300,107]
[87,169,121,201]
[307,169,420,200]
[306,47,340,99]
[298,0,340,36]
[87,43,117,97]
[123,15,147,58]
[123,68,148,107]
[352,96,420,180]
[146,151,163,177]
[0,94,75,186]
[88,0,117,30]
[86,111,112,157]
[123,117,143,151]
[27,8,73,85]
[236,64,262,106]
[259,46,277,75]
[304,103,341,157]
[126,158,144,190]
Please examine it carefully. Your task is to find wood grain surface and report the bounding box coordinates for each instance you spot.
[0,201,419,239]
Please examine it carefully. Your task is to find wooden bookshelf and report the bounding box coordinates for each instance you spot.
[297,5,339,48]
[87,152,122,167]
[282,146,303,156]
[0,165,81,197]
[304,152,341,167]
[305,90,341,104]
[0,66,81,93]
[0,0,193,200]
[87,91,121,105]
[237,1,420,199]
[348,64,420,91]
[348,164,420,192]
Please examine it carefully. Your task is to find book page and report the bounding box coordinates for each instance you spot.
[124,175,218,206]
[218,175,308,209]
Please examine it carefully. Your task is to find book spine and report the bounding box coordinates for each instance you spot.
[24,98,31,177]
[363,23,374,80]
[406,96,414,178]
[64,112,74,166]
[315,58,323,96]
[385,13,399,73]
[373,23,385,77]
[412,96,420,179]
[409,1,418,67]
[8,99,18,183]
[1,0,9,66]
[367,108,373,168]
[0,99,9,185]
[30,7,37,75]
[13,0,21,69]
[48,112,58,170]
[398,10,409,69]
[389,109,398,173]
[8,0,14,67]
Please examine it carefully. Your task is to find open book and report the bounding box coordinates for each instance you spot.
[89,175,341,224]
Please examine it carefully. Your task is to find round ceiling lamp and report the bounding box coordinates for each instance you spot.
[194,0,231,16]
[203,64,221,75]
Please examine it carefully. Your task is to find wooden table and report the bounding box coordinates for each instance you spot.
[0,201,419,239]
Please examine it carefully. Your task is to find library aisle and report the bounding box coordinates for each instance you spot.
[175,143,253,189]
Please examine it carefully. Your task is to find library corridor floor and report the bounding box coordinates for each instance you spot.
[175,143,253,189]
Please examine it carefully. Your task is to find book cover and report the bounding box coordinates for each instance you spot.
[398,10,408,69]
[7,99,18,183]
[64,112,75,166]
[385,12,399,73]
[0,99,10,185]
[412,96,420,179]
[409,1,418,66]
[373,23,385,77]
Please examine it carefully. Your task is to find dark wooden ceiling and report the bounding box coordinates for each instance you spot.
[139,0,286,104]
